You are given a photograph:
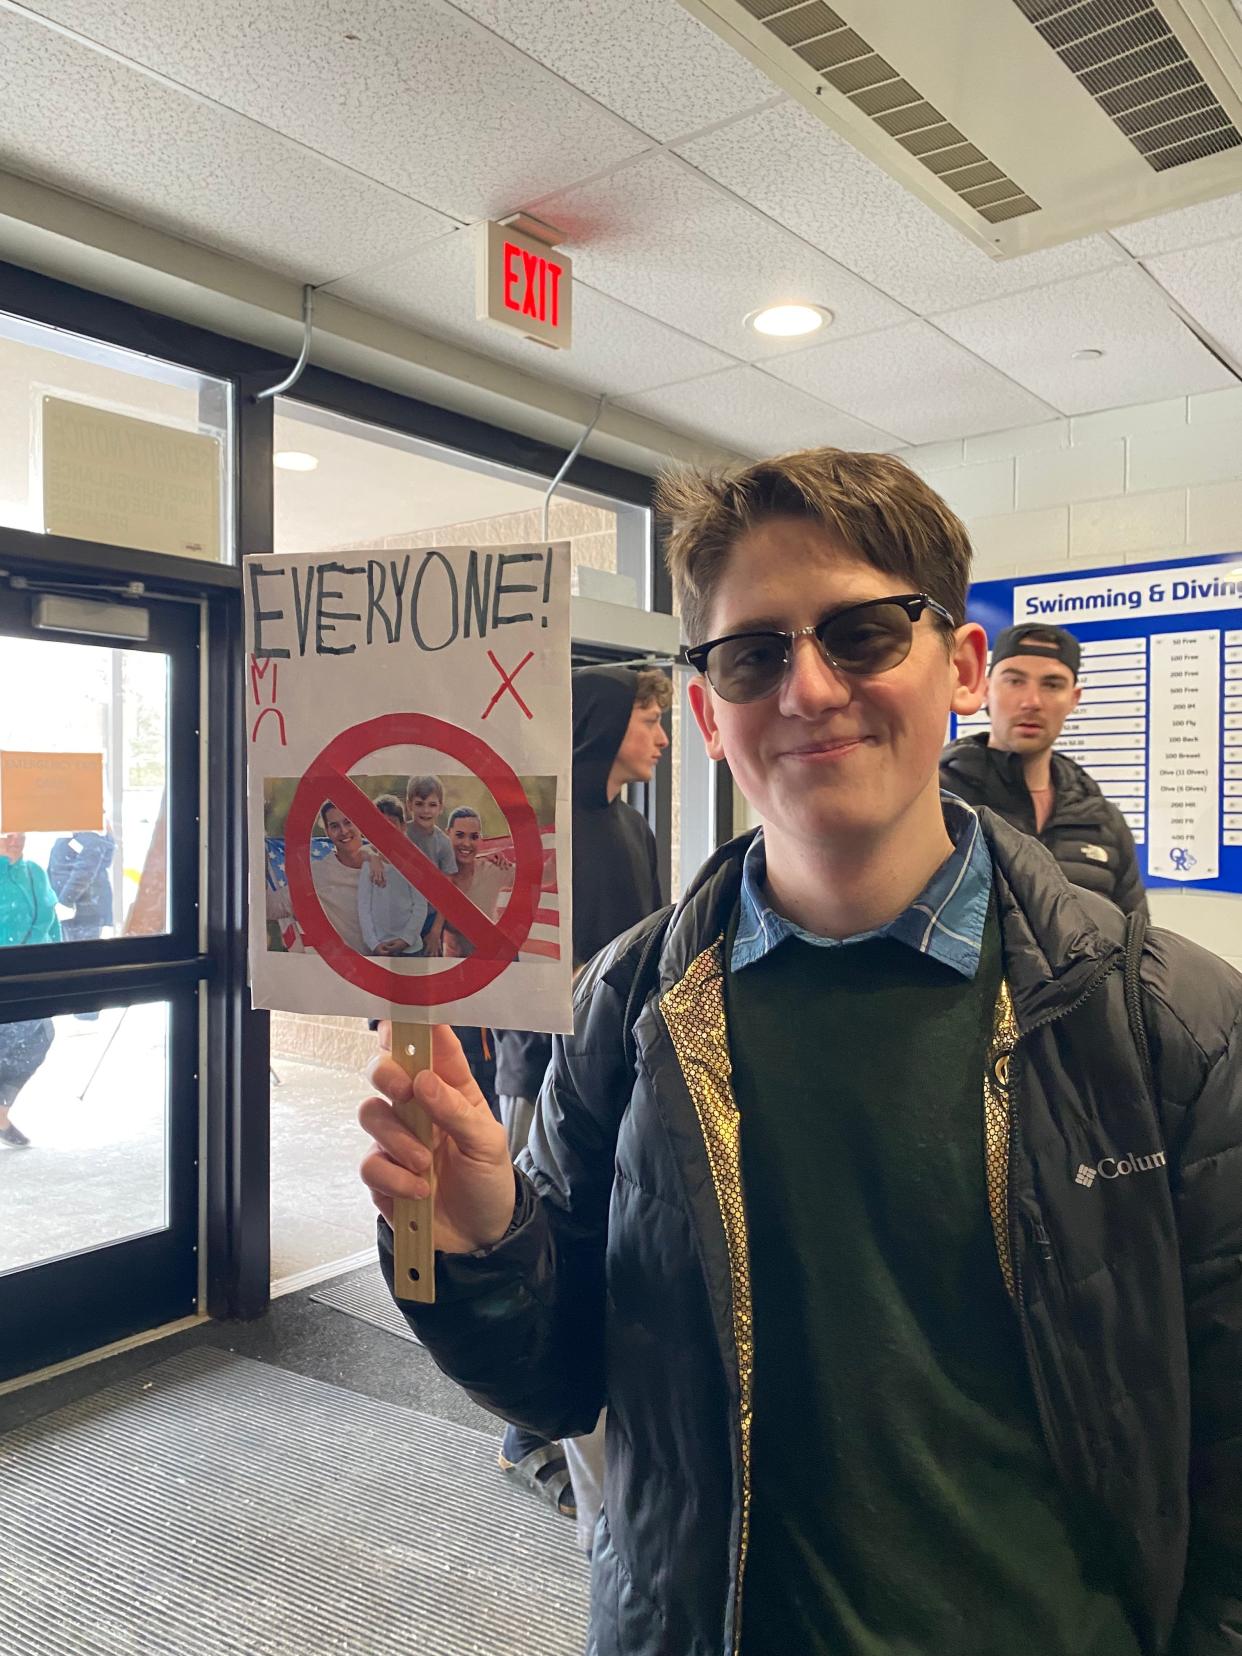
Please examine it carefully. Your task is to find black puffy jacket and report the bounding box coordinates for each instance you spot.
[941,732,1147,917]
[383,813,1241,1656]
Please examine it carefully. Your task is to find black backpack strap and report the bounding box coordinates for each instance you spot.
[1123,906,1157,1106]
[622,905,675,1072]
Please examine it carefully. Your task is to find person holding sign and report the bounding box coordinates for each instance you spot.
[359,448,1241,1656]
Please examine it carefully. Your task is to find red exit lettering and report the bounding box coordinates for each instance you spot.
[503,242,564,329]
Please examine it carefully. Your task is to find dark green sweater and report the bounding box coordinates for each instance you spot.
[725,909,1138,1656]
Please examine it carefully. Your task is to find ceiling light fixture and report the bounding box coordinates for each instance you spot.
[1072,348,1105,361]
[274,451,319,472]
[747,303,832,339]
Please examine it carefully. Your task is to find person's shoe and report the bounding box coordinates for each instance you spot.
[0,1123,30,1148]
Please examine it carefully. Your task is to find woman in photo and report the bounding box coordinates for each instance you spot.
[447,807,514,940]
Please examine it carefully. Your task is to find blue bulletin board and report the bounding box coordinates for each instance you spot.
[956,552,1242,894]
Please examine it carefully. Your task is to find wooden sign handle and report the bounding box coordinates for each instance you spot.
[390,1021,436,1304]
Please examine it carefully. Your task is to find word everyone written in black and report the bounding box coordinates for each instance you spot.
[249,547,555,659]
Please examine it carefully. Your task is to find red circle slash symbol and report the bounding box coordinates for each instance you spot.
[284,713,543,1005]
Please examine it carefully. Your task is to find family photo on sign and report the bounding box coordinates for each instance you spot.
[263,768,560,966]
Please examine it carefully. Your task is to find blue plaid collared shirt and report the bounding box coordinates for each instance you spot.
[731,795,993,981]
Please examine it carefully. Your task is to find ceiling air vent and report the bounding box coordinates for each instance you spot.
[738,0,1040,222]
[1011,0,1242,171]
[677,0,1242,256]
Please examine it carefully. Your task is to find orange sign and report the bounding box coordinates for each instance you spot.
[0,751,104,832]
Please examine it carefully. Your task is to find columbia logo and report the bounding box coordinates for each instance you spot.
[1076,1149,1166,1188]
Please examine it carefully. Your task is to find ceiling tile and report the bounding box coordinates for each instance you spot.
[935,266,1236,414]
[444,0,776,143]
[764,323,1057,444]
[618,367,899,458]
[1112,191,1242,258]
[540,151,909,360]
[676,101,1125,316]
[17,0,652,219]
[0,15,453,282]
[331,229,734,397]
[1142,236,1242,368]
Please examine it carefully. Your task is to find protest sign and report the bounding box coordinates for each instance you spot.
[245,543,573,1035]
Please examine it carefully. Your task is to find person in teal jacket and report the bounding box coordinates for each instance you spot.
[0,831,61,1147]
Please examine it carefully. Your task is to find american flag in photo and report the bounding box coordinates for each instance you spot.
[481,824,561,961]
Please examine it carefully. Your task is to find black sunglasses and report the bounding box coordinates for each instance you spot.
[684,593,955,705]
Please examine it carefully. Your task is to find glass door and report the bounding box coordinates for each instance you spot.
[0,586,202,1380]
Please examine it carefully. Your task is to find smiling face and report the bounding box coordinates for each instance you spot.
[986,654,1080,756]
[2,833,26,863]
[450,814,481,866]
[409,791,443,831]
[687,517,986,857]
[322,805,363,863]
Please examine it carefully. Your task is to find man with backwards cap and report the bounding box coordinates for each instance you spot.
[940,622,1147,916]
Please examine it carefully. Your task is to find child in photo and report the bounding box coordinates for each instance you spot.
[356,794,429,957]
[406,774,457,956]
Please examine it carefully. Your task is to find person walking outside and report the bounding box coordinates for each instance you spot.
[0,831,62,1147]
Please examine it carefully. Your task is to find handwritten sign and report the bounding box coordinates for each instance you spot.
[0,751,104,832]
[245,544,572,1032]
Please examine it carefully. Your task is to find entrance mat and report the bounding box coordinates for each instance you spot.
[311,1266,421,1346]
[0,1346,589,1655]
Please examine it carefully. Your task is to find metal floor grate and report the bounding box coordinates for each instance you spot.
[311,1266,421,1346]
[0,1346,589,1654]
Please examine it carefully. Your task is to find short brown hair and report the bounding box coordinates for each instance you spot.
[633,667,673,712]
[657,448,972,646]
[405,774,444,804]
[374,793,406,823]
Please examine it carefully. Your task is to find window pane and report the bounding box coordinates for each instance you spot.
[270,1016,377,1284]
[273,399,649,605]
[0,1001,170,1272]
[0,636,170,939]
[0,309,232,562]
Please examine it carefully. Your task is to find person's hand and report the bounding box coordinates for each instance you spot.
[360,1024,516,1255]
[367,851,387,887]
[377,937,407,955]
[484,852,515,871]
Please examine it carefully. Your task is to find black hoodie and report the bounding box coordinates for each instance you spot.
[568,665,662,966]
[494,666,663,1097]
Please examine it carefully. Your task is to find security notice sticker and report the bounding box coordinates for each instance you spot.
[245,544,573,1033]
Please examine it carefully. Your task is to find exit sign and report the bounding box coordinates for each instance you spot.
[476,220,572,350]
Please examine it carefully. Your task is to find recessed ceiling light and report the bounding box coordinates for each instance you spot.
[274,451,319,472]
[747,303,832,338]
[1072,348,1105,361]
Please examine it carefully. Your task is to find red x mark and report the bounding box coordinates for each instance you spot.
[481,649,535,720]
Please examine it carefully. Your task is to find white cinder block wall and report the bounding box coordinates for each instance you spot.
[906,387,1242,975]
